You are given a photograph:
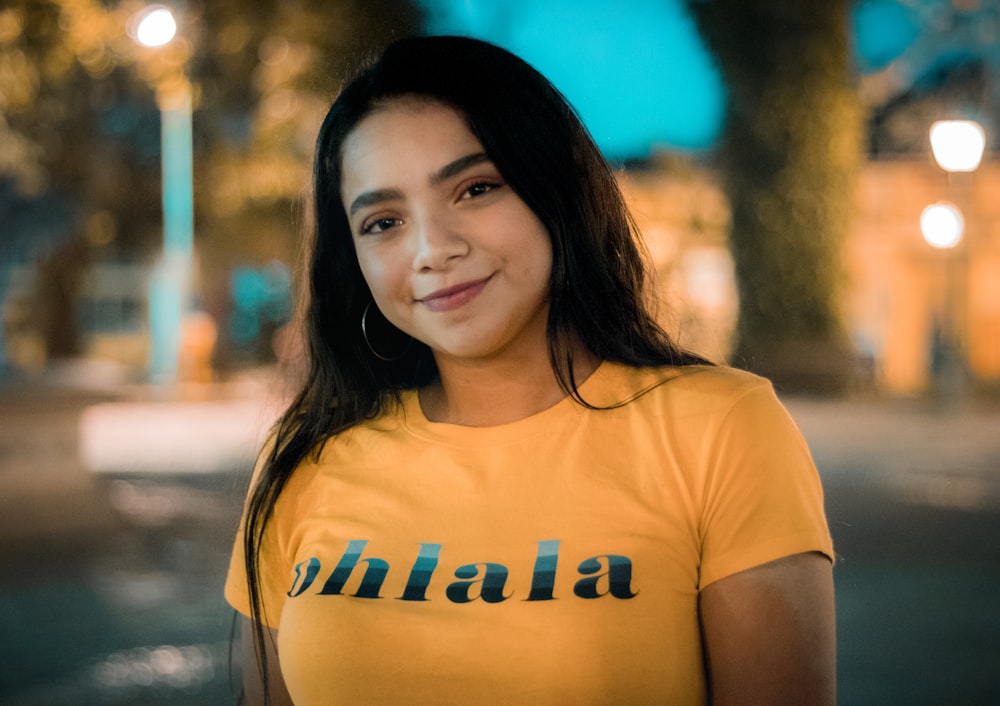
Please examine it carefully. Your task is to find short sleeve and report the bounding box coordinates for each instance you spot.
[697,381,834,589]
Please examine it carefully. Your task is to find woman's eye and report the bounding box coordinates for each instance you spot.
[360,217,400,235]
[462,181,500,199]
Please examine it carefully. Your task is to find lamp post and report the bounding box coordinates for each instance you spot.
[926,119,986,400]
[130,5,194,385]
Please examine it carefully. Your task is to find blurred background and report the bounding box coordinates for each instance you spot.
[1,0,998,704]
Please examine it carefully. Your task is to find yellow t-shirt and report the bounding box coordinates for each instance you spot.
[225,363,833,705]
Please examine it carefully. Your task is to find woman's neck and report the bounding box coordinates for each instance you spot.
[420,345,600,427]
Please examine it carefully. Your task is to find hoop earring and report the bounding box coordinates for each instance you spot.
[361,301,413,362]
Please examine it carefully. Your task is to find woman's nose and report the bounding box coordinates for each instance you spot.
[411,212,470,271]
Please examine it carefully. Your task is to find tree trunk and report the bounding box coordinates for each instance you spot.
[686,0,861,394]
[36,237,89,361]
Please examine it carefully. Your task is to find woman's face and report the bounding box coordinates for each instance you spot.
[339,100,553,366]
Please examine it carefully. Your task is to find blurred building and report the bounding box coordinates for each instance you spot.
[849,158,1000,395]
[620,157,1000,397]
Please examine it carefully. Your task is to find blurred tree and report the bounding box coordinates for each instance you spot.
[685,0,862,393]
[184,0,424,367]
[1,1,162,364]
[0,0,422,370]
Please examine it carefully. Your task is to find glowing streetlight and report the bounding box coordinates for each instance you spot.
[129,5,194,384]
[920,202,964,249]
[929,120,986,173]
[924,119,985,400]
[133,7,177,47]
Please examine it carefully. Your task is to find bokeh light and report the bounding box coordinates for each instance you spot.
[133,7,177,48]
[929,120,987,173]
[920,202,964,249]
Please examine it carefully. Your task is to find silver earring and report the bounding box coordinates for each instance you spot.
[361,301,413,361]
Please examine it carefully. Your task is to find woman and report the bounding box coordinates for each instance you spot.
[227,35,836,705]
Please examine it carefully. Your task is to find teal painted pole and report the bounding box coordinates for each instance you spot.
[161,89,194,262]
[148,86,193,384]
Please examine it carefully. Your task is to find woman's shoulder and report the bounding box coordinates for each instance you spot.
[593,361,773,410]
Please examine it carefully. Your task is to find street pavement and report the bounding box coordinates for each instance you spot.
[788,394,1000,706]
[1,361,998,704]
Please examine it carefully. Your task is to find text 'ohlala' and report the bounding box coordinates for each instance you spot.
[286,539,638,603]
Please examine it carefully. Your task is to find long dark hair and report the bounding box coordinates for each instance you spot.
[241,34,709,701]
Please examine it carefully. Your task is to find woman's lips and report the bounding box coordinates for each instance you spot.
[417,277,491,312]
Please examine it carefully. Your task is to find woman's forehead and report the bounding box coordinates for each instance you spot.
[340,101,485,181]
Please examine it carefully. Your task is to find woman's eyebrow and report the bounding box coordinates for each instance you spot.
[349,188,402,217]
[430,152,491,186]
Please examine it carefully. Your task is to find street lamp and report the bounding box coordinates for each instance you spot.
[926,119,986,400]
[920,202,964,250]
[130,5,194,385]
[133,7,177,47]
[930,120,986,173]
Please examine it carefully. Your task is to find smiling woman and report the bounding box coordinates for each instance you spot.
[342,102,555,391]
[225,36,836,706]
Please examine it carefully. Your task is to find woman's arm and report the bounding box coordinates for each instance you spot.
[699,551,836,706]
[239,616,294,706]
